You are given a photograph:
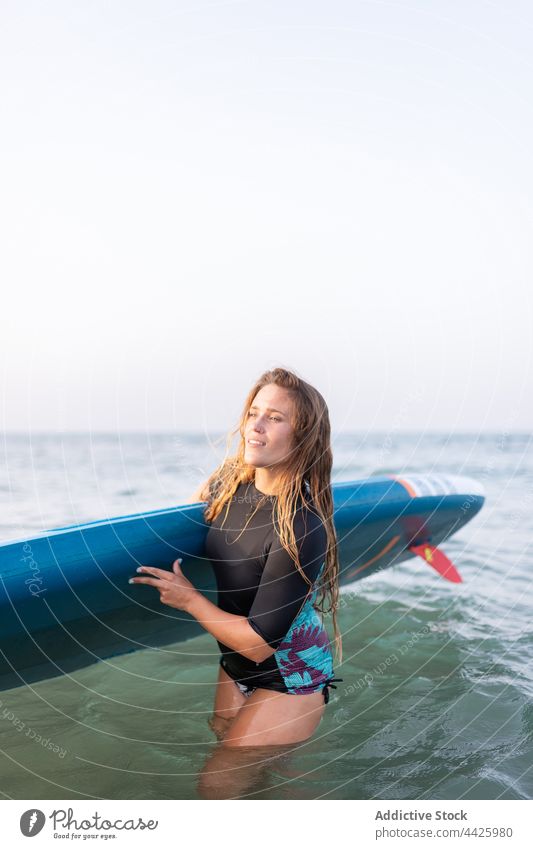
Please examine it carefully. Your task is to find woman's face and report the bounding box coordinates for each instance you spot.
[243,384,296,471]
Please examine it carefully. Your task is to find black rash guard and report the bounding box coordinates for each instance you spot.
[204,480,340,697]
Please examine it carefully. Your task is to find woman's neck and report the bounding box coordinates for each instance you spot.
[253,468,282,496]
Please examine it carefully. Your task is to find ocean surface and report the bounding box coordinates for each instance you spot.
[0,431,532,800]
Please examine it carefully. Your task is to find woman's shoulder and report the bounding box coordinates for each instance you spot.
[292,495,327,540]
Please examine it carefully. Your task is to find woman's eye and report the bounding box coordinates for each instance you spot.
[247,411,281,422]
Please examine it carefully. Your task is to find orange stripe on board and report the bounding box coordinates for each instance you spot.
[394,476,417,498]
[350,535,401,577]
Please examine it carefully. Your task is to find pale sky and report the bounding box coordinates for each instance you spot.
[1,1,532,434]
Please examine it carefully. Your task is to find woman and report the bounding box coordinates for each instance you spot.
[129,367,342,748]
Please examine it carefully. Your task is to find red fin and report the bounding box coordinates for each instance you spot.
[409,543,463,583]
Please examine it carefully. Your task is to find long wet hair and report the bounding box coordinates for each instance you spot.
[201,367,342,663]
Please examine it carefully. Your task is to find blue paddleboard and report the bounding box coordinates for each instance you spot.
[0,474,484,690]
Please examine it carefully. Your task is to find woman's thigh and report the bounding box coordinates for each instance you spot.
[221,687,326,748]
[212,662,247,721]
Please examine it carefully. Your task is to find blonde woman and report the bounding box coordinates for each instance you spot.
[130,367,342,748]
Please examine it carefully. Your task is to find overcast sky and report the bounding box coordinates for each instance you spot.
[1,0,531,434]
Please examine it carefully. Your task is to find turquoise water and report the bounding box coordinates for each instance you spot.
[0,432,531,799]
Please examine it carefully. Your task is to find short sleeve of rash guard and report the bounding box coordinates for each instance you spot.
[247,507,328,650]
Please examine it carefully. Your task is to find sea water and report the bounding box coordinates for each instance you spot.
[0,431,531,800]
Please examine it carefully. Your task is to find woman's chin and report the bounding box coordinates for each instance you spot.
[245,456,272,470]
[245,447,263,465]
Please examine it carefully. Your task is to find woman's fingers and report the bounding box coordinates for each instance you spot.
[135,565,170,578]
[128,575,169,589]
[128,564,183,588]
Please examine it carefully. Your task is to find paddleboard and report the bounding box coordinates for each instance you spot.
[0,473,484,690]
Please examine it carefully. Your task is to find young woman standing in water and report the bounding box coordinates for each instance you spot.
[129,367,342,749]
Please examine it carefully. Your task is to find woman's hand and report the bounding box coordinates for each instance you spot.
[128,559,198,612]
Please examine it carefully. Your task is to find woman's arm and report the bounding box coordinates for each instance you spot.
[129,507,326,664]
[129,561,274,663]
